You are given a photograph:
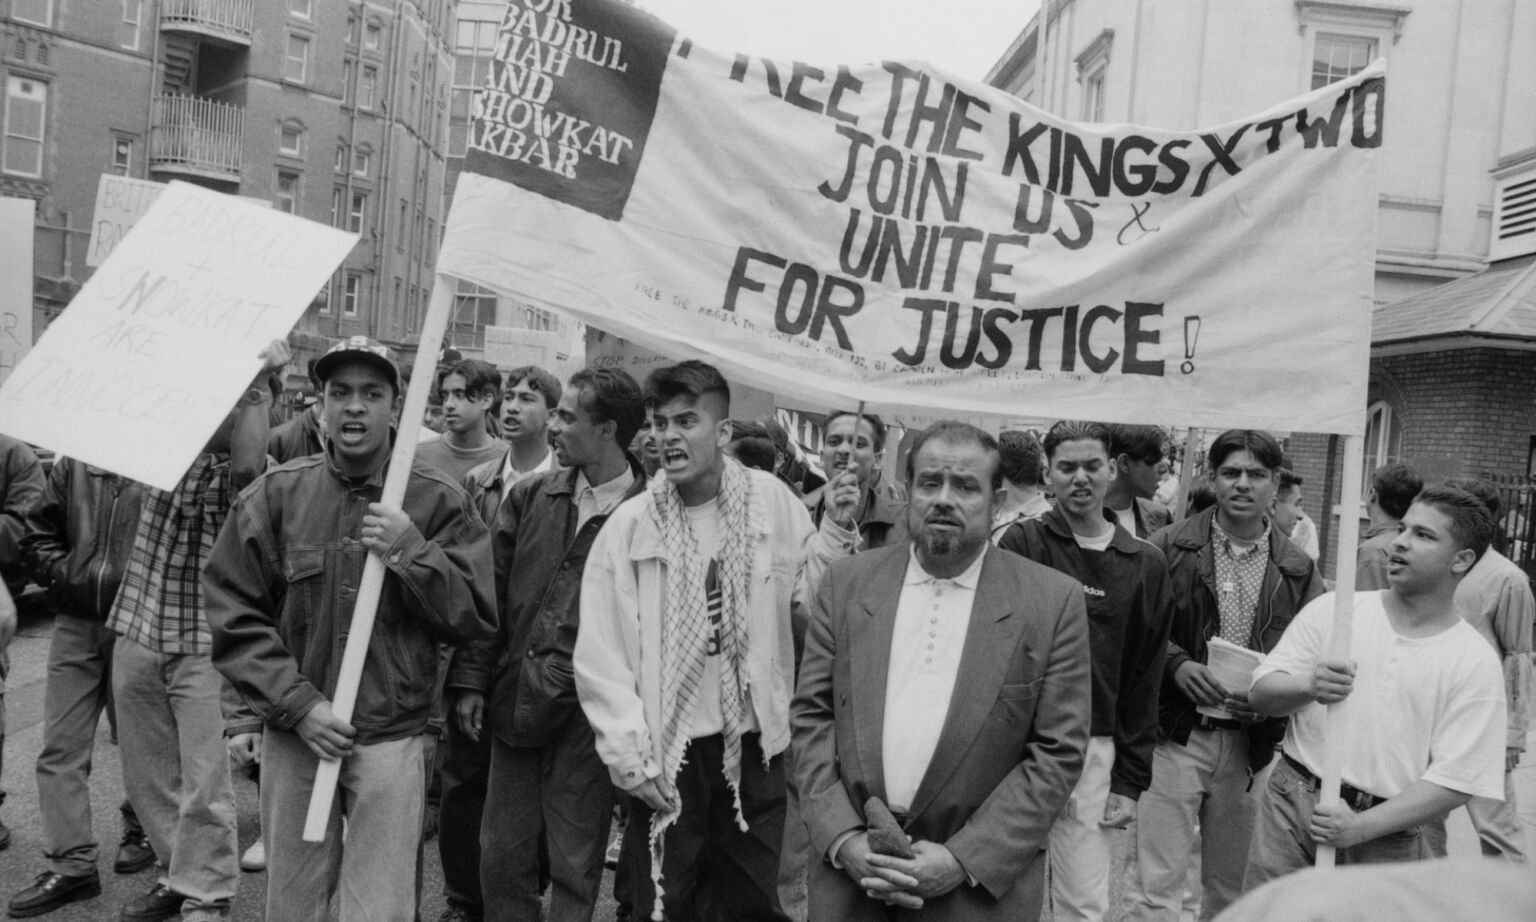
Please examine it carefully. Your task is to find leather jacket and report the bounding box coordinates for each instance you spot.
[23,459,146,620]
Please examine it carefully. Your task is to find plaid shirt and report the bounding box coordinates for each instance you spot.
[1211,517,1271,648]
[107,453,234,655]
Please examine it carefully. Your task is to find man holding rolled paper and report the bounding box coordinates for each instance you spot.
[1128,429,1324,922]
[204,337,496,922]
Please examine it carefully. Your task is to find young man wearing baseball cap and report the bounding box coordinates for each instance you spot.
[205,336,497,922]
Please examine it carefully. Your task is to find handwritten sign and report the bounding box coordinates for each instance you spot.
[0,198,34,387]
[86,175,166,268]
[439,0,1380,435]
[0,182,356,490]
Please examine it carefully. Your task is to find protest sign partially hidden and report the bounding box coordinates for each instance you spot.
[439,0,1380,435]
[0,181,356,490]
[87,175,166,267]
[0,197,34,387]
[483,324,580,382]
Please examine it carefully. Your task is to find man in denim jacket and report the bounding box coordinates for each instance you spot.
[205,337,496,922]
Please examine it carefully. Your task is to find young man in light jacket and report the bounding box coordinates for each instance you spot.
[575,361,855,921]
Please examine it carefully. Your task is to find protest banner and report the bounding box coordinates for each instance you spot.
[0,181,356,491]
[86,175,166,268]
[483,323,582,382]
[0,197,34,387]
[438,0,1381,437]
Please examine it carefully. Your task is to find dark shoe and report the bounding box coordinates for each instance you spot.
[8,870,103,918]
[114,829,156,875]
[119,883,181,922]
[436,906,481,922]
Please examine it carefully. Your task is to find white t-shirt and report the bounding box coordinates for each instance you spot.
[1253,590,1506,800]
[683,499,756,739]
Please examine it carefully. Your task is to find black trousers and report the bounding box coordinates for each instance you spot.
[627,733,789,922]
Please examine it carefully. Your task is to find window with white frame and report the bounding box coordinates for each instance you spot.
[365,23,383,52]
[284,34,310,83]
[343,273,362,317]
[121,0,143,50]
[349,191,367,232]
[359,67,377,110]
[1311,34,1375,89]
[4,77,47,178]
[111,136,133,175]
[1074,29,1113,123]
[12,0,50,27]
[279,122,304,157]
[1361,400,1402,492]
[334,144,346,172]
[1294,2,1406,93]
[353,146,371,177]
[316,278,332,315]
[289,0,312,20]
[330,186,343,227]
[275,171,300,214]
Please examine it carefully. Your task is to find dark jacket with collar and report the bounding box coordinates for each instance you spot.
[999,506,1175,799]
[1150,508,1325,771]
[205,452,497,743]
[450,457,647,748]
[804,479,908,551]
[23,459,146,620]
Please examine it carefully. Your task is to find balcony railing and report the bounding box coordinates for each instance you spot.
[160,0,254,44]
[149,95,244,182]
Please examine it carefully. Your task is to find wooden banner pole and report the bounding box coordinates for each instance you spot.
[1314,433,1365,868]
[1173,427,1201,522]
[303,273,460,842]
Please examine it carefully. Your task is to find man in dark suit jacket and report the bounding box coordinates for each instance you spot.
[792,421,1091,921]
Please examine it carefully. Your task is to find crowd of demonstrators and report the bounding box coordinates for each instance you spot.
[0,339,1531,922]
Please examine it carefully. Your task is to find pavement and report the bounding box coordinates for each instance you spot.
[0,608,1530,921]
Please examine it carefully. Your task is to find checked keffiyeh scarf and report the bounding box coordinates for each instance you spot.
[645,457,759,918]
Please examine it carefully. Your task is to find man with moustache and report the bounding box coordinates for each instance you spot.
[575,360,850,920]
[999,421,1173,922]
[1127,430,1323,922]
[205,337,496,922]
[794,420,1091,921]
[455,368,648,922]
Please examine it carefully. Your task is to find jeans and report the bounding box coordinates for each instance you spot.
[776,744,809,922]
[112,640,238,912]
[628,734,788,922]
[262,729,428,922]
[481,715,613,922]
[1244,754,1425,890]
[1049,736,1119,922]
[1125,728,1256,922]
[37,615,117,875]
[438,713,491,911]
[1423,770,1526,860]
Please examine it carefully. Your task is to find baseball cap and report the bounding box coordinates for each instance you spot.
[313,336,401,392]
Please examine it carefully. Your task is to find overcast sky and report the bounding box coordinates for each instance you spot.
[635,1,1042,83]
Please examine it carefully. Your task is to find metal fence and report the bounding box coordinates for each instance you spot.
[1486,473,1536,574]
[160,0,255,39]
